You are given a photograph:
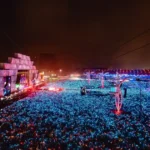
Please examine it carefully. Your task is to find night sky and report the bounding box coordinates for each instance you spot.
[0,1,150,70]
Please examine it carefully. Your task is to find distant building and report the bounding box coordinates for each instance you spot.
[0,53,38,96]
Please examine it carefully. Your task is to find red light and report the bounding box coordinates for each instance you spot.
[115,110,121,115]
[113,110,122,115]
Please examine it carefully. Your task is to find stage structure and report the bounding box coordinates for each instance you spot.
[84,68,150,76]
[0,53,38,96]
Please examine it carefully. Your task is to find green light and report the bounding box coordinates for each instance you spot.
[16,84,20,88]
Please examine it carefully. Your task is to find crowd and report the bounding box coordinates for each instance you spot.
[0,80,150,149]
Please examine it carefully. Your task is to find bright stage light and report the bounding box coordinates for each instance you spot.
[35,80,40,84]
[48,87,64,92]
[70,73,81,80]
[70,73,80,77]
[48,87,55,91]
[70,77,81,80]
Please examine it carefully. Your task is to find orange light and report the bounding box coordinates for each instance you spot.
[40,72,45,75]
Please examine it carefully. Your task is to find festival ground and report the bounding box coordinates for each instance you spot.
[0,79,150,149]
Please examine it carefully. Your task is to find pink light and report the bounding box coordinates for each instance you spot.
[35,80,39,84]
[115,87,123,113]
[20,85,25,90]
[88,79,91,84]
[48,87,64,92]
[101,76,104,88]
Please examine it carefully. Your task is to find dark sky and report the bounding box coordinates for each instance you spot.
[1,0,150,69]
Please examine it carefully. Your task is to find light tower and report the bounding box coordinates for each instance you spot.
[114,75,127,114]
[115,82,123,114]
[101,71,104,88]
[98,71,105,88]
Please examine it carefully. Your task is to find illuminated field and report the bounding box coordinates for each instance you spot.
[0,80,150,149]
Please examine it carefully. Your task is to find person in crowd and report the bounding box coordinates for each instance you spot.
[81,87,86,95]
